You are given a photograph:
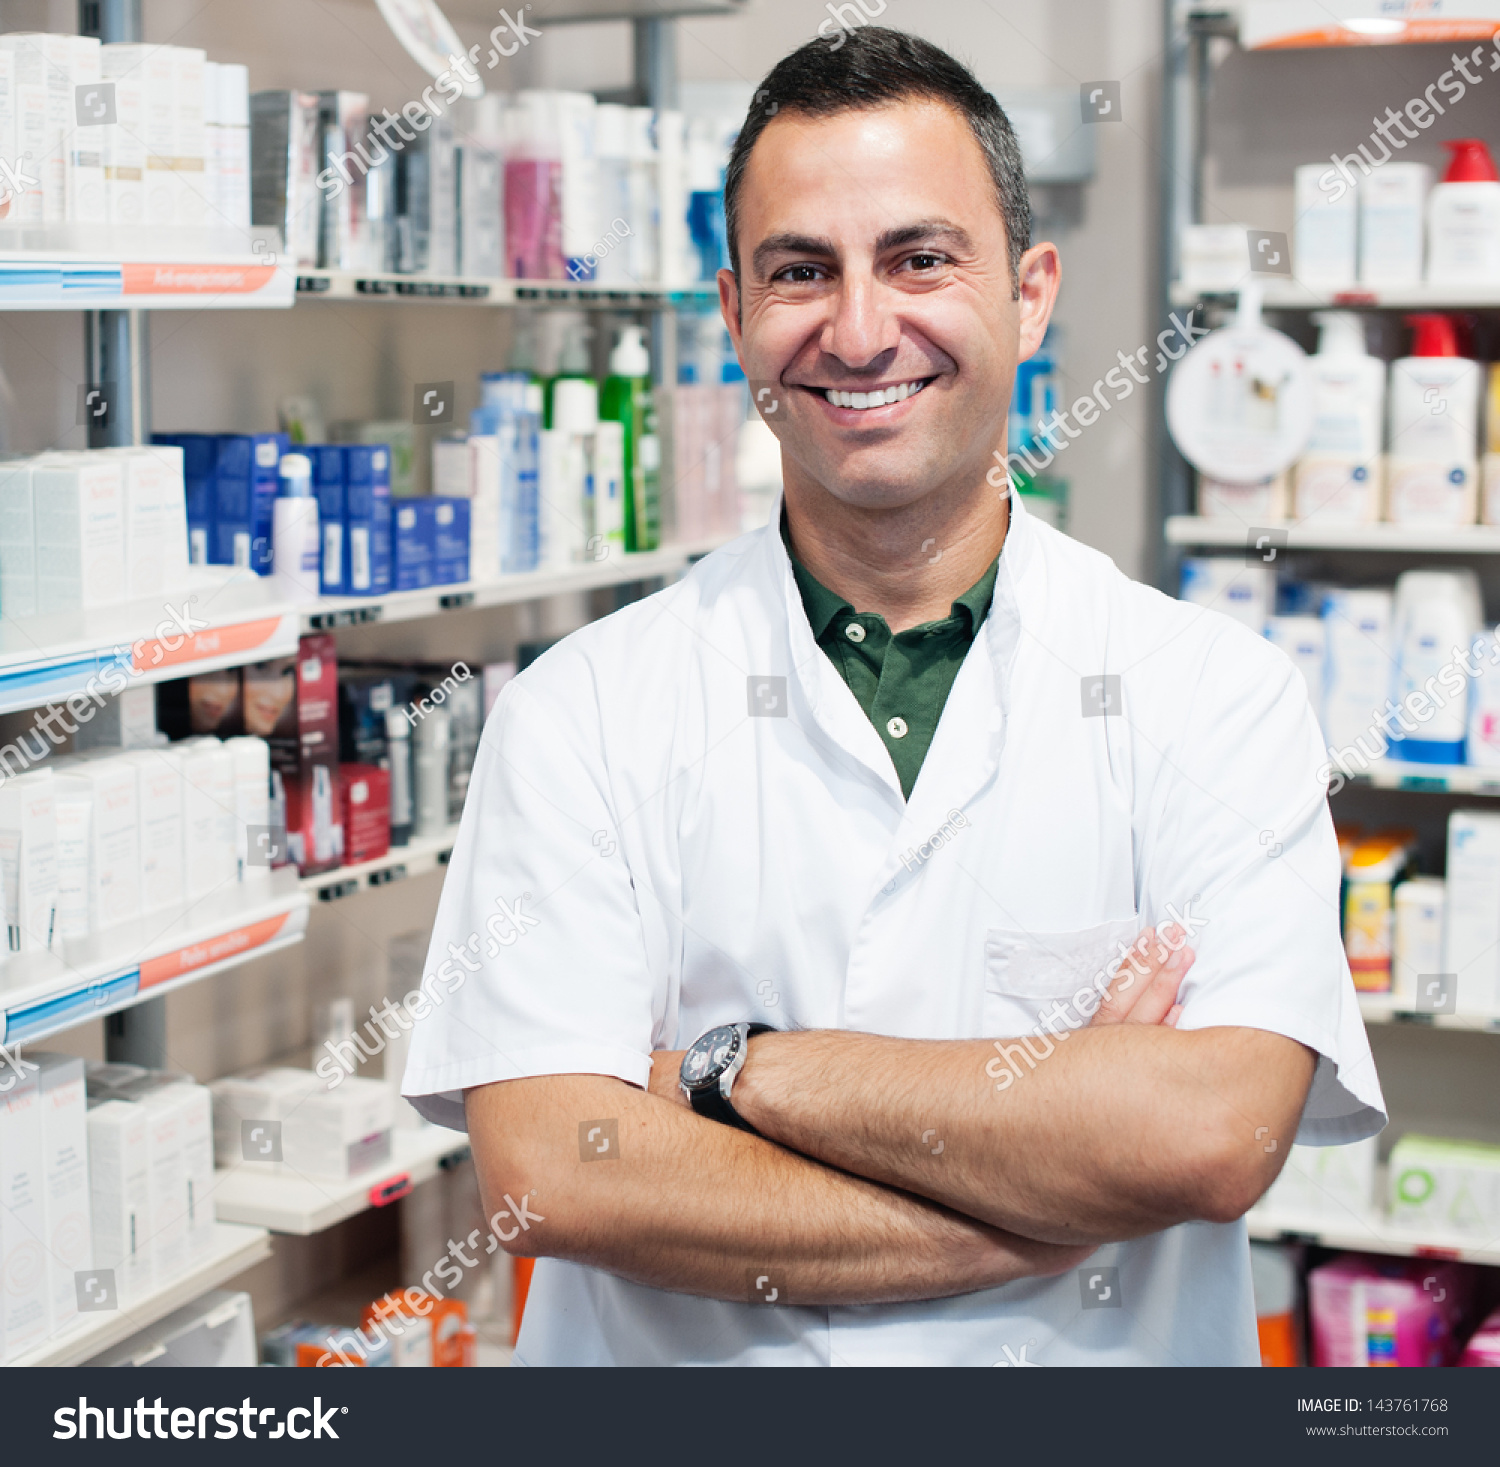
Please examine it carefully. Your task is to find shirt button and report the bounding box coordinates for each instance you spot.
[844,622,866,643]
[886,716,909,739]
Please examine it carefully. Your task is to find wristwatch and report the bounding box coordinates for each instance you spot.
[679,1022,773,1132]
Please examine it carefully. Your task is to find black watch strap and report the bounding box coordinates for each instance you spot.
[689,1023,773,1132]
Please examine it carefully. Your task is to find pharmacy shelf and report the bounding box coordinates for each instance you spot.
[1335,758,1500,798]
[1165,516,1500,554]
[300,538,728,632]
[8,1222,272,1367]
[301,827,459,901]
[1359,993,1500,1033]
[1169,280,1500,311]
[0,248,292,310]
[213,1125,472,1235]
[0,868,310,1048]
[295,269,717,308]
[1248,1206,1500,1267]
[0,566,300,716]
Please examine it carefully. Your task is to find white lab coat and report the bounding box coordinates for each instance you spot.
[404,490,1384,1366]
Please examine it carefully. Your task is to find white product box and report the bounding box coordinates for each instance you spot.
[1388,1134,1500,1240]
[86,1098,152,1304]
[1255,1135,1378,1223]
[54,756,140,931]
[133,1085,187,1282]
[1265,614,1326,718]
[1178,557,1273,632]
[137,443,190,592]
[1294,456,1383,525]
[52,784,91,940]
[171,47,207,227]
[104,448,171,601]
[122,748,185,912]
[211,1068,394,1179]
[32,452,126,612]
[33,1053,91,1341]
[0,767,57,954]
[224,736,271,883]
[180,737,236,900]
[1359,163,1432,286]
[100,68,144,225]
[103,44,176,228]
[89,1288,256,1368]
[0,1069,48,1359]
[162,1083,215,1260]
[212,63,250,230]
[467,434,503,582]
[74,683,160,754]
[1197,473,1289,522]
[1320,587,1394,754]
[0,51,14,222]
[0,35,71,225]
[1294,162,1357,286]
[68,35,105,224]
[1393,876,1445,1005]
[0,461,36,620]
[1443,809,1500,1017]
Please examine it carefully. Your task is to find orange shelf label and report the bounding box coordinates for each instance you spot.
[139,911,291,989]
[130,615,286,673]
[122,262,277,295]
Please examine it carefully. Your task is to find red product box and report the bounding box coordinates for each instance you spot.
[244,632,339,776]
[283,765,344,875]
[340,763,390,865]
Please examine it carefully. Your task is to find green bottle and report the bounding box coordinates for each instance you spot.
[601,325,661,551]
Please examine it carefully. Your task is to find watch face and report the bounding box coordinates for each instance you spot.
[681,1025,740,1088]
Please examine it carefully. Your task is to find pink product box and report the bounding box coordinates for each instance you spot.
[1309,1254,1479,1367]
[1460,1307,1500,1366]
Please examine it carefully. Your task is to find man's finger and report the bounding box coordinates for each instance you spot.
[1091,927,1170,1025]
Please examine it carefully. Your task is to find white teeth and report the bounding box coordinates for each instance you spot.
[824,379,928,410]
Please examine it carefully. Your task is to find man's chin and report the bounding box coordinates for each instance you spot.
[786,446,974,511]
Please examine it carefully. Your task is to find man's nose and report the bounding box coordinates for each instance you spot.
[820,273,901,372]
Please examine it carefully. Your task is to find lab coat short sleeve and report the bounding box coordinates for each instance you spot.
[1138,619,1385,1146]
[400,669,659,1130]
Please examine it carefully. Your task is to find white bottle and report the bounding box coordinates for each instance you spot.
[272,452,321,601]
[1386,315,1480,526]
[1392,876,1445,1005]
[550,375,599,562]
[1321,587,1393,755]
[1389,568,1482,764]
[593,104,634,285]
[1426,139,1500,284]
[1359,162,1431,287]
[412,706,450,838]
[1294,312,1385,525]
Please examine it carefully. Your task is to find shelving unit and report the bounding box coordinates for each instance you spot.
[9,1223,271,1367]
[1166,516,1500,555]
[1248,1206,1500,1267]
[212,1127,471,1235]
[1170,281,1500,311]
[296,267,717,308]
[301,826,459,901]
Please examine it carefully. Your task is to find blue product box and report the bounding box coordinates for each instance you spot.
[154,432,218,564]
[393,499,435,592]
[213,432,285,573]
[432,496,470,584]
[310,445,346,595]
[343,444,392,596]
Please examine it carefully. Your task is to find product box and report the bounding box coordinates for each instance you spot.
[340,763,390,865]
[1264,615,1325,724]
[52,780,90,941]
[32,452,126,611]
[310,446,346,596]
[1178,557,1272,632]
[361,1293,435,1367]
[86,1097,152,1304]
[225,735,272,882]
[1389,1133,1500,1240]
[339,672,396,763]
[316,91,371,272]
[213,433,285,573]
[1321,587,1394,754]
[0,34,71,225]
[250,89,322,267]
[0,768,57,954]
[0,1069,48,1360]
[456,140,503,279]
[392,499,435,591]
[66,35,105,224]
[135,1078,215,1264]
[1253,1135,1378,1224]
[33,1053,91,1342]
[109,445,186,600]
[344,446,393,594]
[432,496,471,583]
[211,1067,393,1179]
[100,43,174,226]
[98,56,145,225]
[1309,1253,1478,1367]
[187,668,244,737]
[0,462,37,618]
[179,737,237,899]
[53,756,141,931]
[123,748,186,912]
[168,46,208,227]
[365,1291,472,1366]
[151,433,217,565]
[1443,809,1500,1018]
[1392,875,1445,1006]
[1359,163,1432,287]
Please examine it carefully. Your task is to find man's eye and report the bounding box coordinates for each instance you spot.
[905,253,946,271]
[777,264,824,284]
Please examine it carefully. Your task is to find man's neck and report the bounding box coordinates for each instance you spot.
[782,479,1010,633]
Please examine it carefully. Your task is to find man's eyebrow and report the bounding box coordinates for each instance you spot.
[749,222,978,277]
[751,232,836,276]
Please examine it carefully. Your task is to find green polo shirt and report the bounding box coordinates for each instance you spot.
[786,532,998,800]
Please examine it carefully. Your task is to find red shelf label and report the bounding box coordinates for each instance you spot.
[139,911,293,989]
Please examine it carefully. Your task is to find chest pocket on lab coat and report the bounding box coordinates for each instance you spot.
[982,916,1140,1036]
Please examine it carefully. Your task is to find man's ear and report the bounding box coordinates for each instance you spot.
[718,267,744,360]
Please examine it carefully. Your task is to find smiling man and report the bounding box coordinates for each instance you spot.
[402,28,1384,1366]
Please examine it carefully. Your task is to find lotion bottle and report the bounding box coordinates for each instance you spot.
[1426,138,1500,284]
[1386,314,1480,526]
[1294,311,1385,525]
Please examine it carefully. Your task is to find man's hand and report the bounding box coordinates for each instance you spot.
[1090,924,1191,1028]
[648,1050,689,1108]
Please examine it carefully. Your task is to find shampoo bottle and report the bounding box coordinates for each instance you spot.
[271,452,321,601]
[1386,314,1480,526]
[1294,312,1385,525]
[1389,567,1482,764]
[601,325,661,551]
[1426,138,1500,284]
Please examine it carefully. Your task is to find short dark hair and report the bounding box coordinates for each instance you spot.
[723,27,1031,297]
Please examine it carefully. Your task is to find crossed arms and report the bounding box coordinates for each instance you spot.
[464,928,1315,1306]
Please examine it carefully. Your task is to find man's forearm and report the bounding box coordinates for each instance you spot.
[464,1072,1092,1305]
[729,1024,1315,1246]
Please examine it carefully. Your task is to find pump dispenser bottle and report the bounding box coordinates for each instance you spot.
[601,325,661,551]
[1294,312,1385,525]
[1427,138,1500,284]
[1387,314,1480,526]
